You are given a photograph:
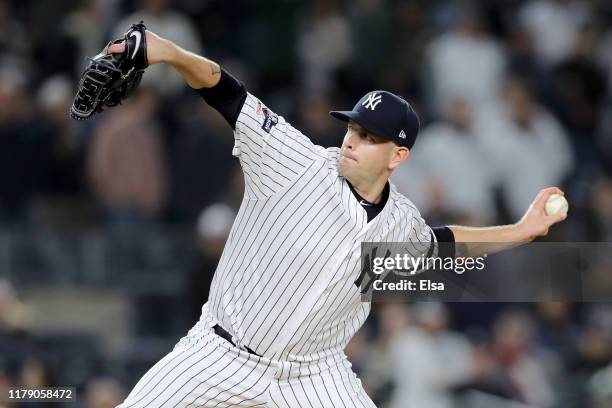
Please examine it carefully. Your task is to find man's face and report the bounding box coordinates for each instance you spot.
[338,121,402,182]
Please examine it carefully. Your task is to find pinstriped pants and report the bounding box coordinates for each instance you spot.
[116,320,377,408]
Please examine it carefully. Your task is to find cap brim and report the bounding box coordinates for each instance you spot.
[329,110,354,122]
[329,110,390,143]
[329,110,379,134]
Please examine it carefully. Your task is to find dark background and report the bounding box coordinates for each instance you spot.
[1,0,612,407]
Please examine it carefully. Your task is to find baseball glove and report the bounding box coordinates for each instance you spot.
[70,21,149,120]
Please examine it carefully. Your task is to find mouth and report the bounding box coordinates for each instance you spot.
[341,153,357,162]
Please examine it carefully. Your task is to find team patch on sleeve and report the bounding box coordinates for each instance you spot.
[261,107,279,133]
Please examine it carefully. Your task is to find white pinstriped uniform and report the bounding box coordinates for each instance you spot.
[118,93,436,407]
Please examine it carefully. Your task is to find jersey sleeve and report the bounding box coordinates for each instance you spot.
[399,197,456,274]
[233,93,324,199]
[411,213,438,257]
[407,214,457,276]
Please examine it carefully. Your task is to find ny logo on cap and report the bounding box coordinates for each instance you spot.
[362,92,382,110]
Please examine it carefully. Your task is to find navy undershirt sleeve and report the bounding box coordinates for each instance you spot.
[432,226,456,258]
[195,68,247,129]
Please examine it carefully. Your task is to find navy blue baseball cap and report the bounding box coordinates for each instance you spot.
[330,91,420,149]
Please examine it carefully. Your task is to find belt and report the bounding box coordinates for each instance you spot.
[213,324,261,357]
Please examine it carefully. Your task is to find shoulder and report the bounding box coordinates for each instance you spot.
[236,94,286,136]
[237,94,288,132]
[388,182,421,217]
[237,93,332,160]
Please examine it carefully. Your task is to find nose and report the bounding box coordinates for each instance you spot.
[343,131,356,150]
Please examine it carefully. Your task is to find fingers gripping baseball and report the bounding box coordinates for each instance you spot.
[518,187,568,240]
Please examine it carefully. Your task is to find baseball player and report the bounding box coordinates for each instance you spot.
[110,30,567,408]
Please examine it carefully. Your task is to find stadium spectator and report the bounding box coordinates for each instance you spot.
[389,302,473,408]
[568,309,612,406]
[519,0,592,67]
[490,309,557,407]
[475,75,574,220]
[61,0,109,73]
[166,93,235,222]
[392,95,496,225]
[535,302,579,362]
[297,0,352,98]
[549,25,608,172]
[426,4,506,115]
[355,303,412,407]
[87,87,167,222]
[0,66,53,222]
[36,75,86,202]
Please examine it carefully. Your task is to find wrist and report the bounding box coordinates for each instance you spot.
[154,38,176,65]
[512,222,533,243]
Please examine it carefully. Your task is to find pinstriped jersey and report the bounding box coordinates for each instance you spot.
[205,93,436,362]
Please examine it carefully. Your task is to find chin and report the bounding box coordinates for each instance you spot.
[338,160,351,178]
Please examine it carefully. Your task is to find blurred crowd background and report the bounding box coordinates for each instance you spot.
[1,0,612,407]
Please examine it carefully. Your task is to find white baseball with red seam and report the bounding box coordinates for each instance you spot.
[544,194,568,216]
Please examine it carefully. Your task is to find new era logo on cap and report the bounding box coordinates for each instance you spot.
[398,130,406,139]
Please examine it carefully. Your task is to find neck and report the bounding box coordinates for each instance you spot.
[348,176,388,204]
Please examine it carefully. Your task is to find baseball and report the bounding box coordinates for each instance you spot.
[545,194,568,216]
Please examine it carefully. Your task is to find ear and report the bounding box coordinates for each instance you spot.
[388,146,410,171]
